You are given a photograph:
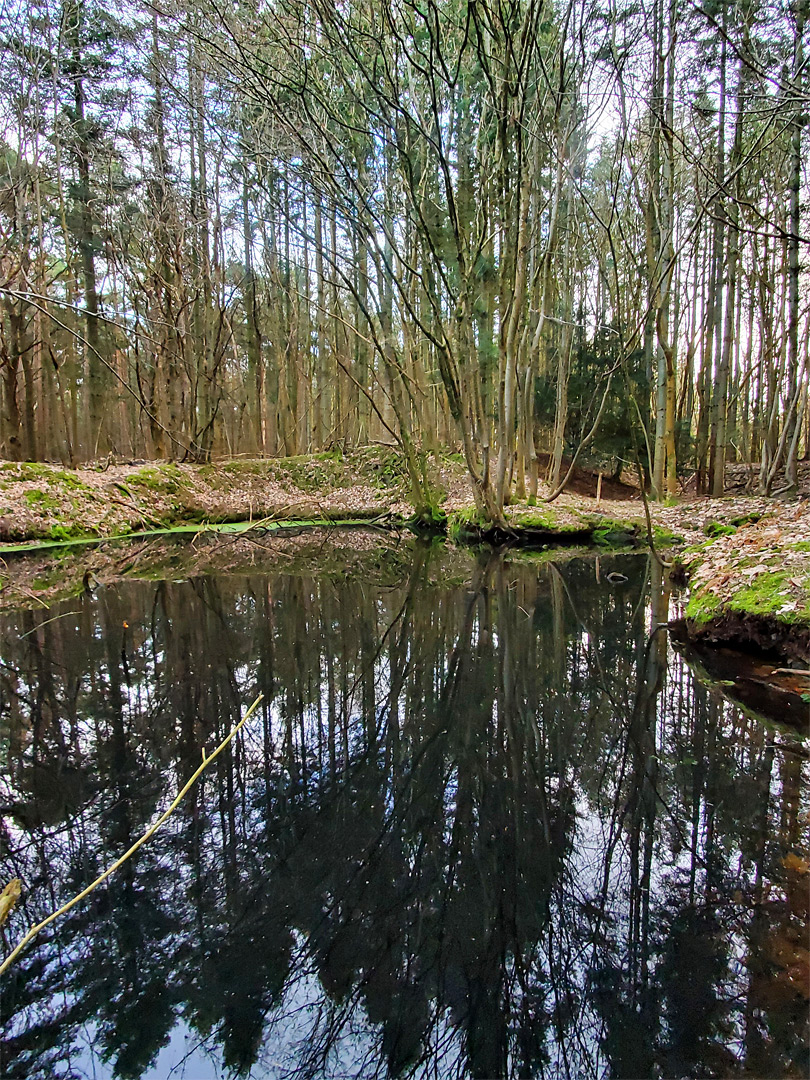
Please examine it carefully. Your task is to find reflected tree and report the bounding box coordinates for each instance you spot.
[0,547,807,1079]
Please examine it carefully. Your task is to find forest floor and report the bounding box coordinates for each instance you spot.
[0,449,807,660]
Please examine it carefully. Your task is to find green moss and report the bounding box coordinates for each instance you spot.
[46,523,89,541]
[579,516,640,546]
[792,540,810,553]
[24,488,61,511]
[684,589,725,623]
[129,463,185,494]
[507,507,591,535]
[221,460,269,475]
[733,570,810,621]
[195,463,226,486]
[702,513,762,540]
[0,462,50,481]
[703,521,737,538]
[730,512,762,528]
[0,462,87,488]
[30,572,64,590]
[729,571,794,616]
[510,509,559,530]
[687,568,810,626]
[652,525,683,546]
[58,472,87,490]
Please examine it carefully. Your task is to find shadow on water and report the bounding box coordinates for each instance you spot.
[0,543,807,1079]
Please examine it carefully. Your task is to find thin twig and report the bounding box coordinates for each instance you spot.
[19,611,82,639]
[0,693,264,977]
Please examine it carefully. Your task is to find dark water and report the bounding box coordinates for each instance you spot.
[0,544,807,1079]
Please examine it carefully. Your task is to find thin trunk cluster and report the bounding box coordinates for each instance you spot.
[0,0,806,516]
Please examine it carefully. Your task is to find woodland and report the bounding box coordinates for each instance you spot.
[1,2,810,1070]
[0,0,807,525]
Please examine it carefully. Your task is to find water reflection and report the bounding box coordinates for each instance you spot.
[0,545,807,1079]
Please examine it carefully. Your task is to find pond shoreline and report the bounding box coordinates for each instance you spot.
[0,452,807,662]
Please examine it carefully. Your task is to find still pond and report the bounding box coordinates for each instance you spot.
[0,539,807,1078]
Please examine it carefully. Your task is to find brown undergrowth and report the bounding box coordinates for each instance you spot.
[0,452,807,658]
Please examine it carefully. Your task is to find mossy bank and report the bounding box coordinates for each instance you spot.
[0,451,807,663]
[0,450,670,554]
[676,503,810,663]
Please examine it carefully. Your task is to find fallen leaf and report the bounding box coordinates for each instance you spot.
[784,853,810,875]
[0,878,21,926]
